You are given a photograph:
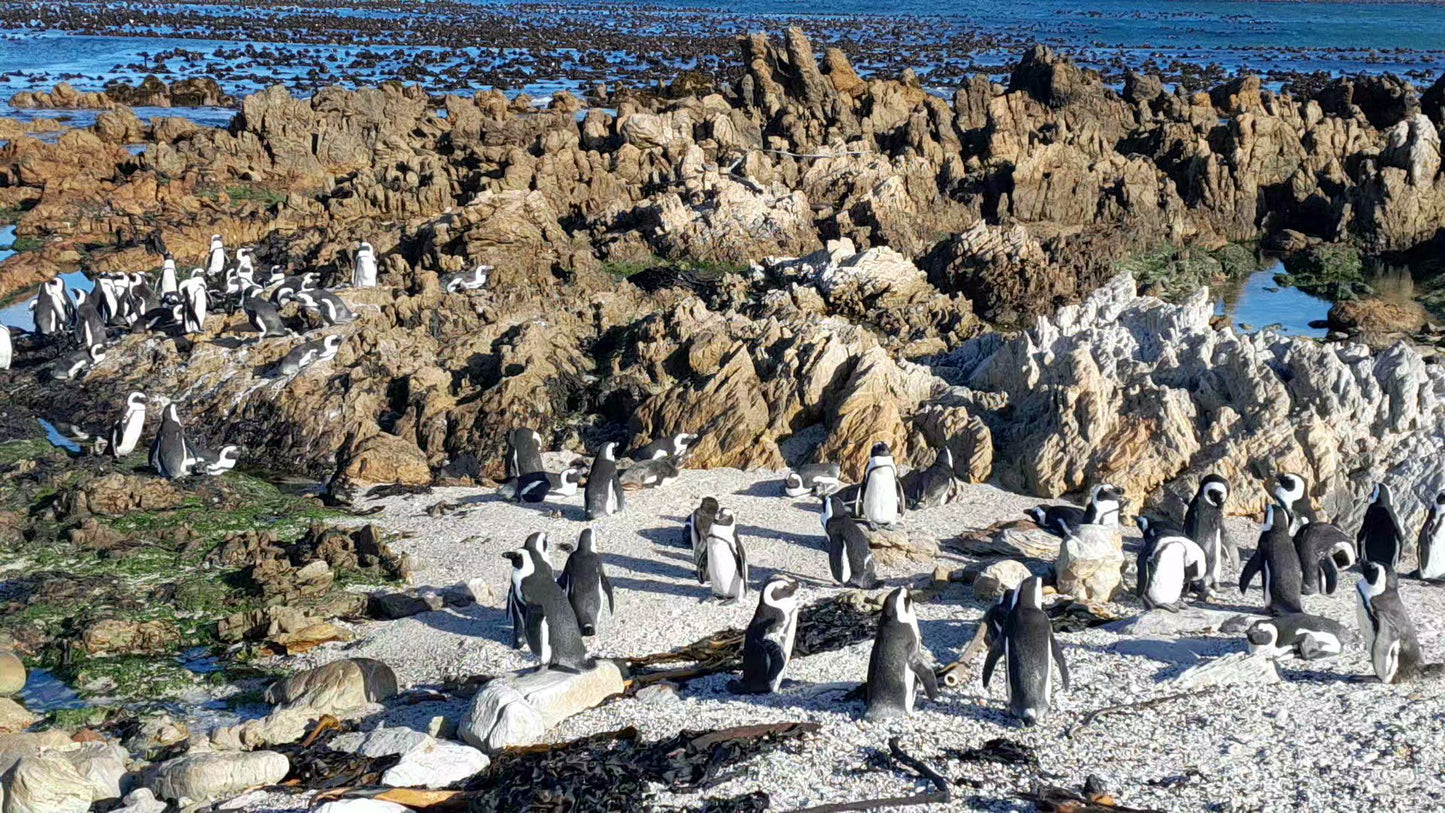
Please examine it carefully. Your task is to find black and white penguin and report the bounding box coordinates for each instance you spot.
[1024,484,1124,537]
[273,335,340,376]
[1134,516,1206,612]
[445,265,491,293]
[783,462,843,498]
[685,496,720,557]
[557,528,614,637]
[1356,561,1424,684]
[1357,482,1407,571]
[190,443,241,476]
[149,403,191,480]
[127,273,159,322]
[503,539,591,672]
[855,441,904,528]
[546,462,586,498]
[697,508,748,602]
[506,532,554,649]
[235,247,257,285]
[0,325,10,372]
[295,288,355,326]
[206,234,226,277]
[822,495,879,588]
[901,447,957,510]
[242,286,291,339]
[584,442,625,520]
[178,274,208,334]
[1239,504,1304,615]
[1295,522,1355,596]
[620,456,679,489]
[32,278,70,338]
[982,577,1069,725]
[505,428,546,480]
[1245,614,1352,661]
[159,256,178,299]
[864,587,938,720]
[1416,492,1445,582]
[72,289,107,350]
[1183,474,1234,595]
[108,391,148,459]
[352,242,378,288]
[734,574,801,694]
[271,273,317,306]
[630,432,699,461]
[504,470,551,504]
[1272,472,1313,534]
[50,345,105,382]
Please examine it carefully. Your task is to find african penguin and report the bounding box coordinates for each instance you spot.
[1272,472,1313,534]
[558,528,614,638]
[352,241,378,288]
[503,538,591,672]
[295,288,356,325]
[445,264,492,293]
[685,496,720,557]
[50,345,105,381]
[108,391,148,459]
[697,508,748,602]
[783,462,843,498]
[855,441,904,528]
[1239,504,1304,615]
[0,325,10,371]
[149,403,191,480]
[1358,482,1407,571]
[734,574,801,694]
[73,289,106,350]
[178,275,208,334]
[241,286,291,338]
[1295,522,1355,596]
[982,577,1069,725]
[505,427,546,480]
[584,442,625,520]
[1134,516,1207,612]
[1417,491,1445,581]
[1183,474,1234,595]
[1245,614,1351,661]
[864,587,938,720]
[273,335,341,376]
[619,456,679,489]
[1356,561,1424,684]
[901,446,957,510]
[1025,484,1123,537]
[206,234,226,277]
[33,278,69,338]
[159,256,178,298]
[271,273,317,306]
[822,495,879,588]
[630,432,699,461]
[506,532,554,649]
[190,443,241,476]
[546,462,587,498]
[506,470,551,504]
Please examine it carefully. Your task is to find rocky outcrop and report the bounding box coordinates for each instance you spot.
[8,78,233,110]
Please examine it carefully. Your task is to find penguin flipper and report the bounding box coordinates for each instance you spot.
[1050,635,1071,691]
[895,478,906,514]
[981,638,1003,689]
[556,568,572,597]
[736,535,750,593]
[1321,557,1339,595]
[1239,550,1262,595]
[695,542,709,585]
[910,655,940,701]
[600,570,615,614]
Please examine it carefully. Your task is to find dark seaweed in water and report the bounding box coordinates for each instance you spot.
[464,723,817,811]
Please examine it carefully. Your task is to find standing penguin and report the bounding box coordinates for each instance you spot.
[734,575,801,694]
[503,542,591,672]
[0,325,10,372]
[1356,562,1424,684]
[73,290,106,350]
[108,392,148,459]
[241,286,291,339]
[505,428,546,480]
[148,403,191,480]
[584,442,625,520]
[1295,522,1355,596]
[206,234,226,277]
[697,508,748,602]
[864,587,938,720]
[506,532,554,650]
[1272,472,1313,534]
[822,495,879,588]
[558,528,614,637]
[159,256,178,299]
[1239,504,1304,615]
[1135,516,1207,612]
[685,496,720,556]
[352,242,378,288]
[982,577,1069,725]
[1183,474,1234,595]
[783,463,843,498]
[178,274,208,334]
[901,447,957,510]
[32,278,70,338]
[1416,491,1445,581]
[855,441,904,528]
[1358,482,1407,571]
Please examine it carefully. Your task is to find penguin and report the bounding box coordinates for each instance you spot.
[1079,484,1125,526]
[685,496,720,558]
[822,494,879,588]
[1272,472,1313,534]
[982,577,1069,725]
[506,531,553,649]
[503,540,591,672]
[855,441,904,528]
[108,391,148,459]
[697,508,748,602]
[783,462,842,498]
[546,462,587,498]
[235,247,256,284]
[505,428,546,479]
[94,274,122,326]
[1355,561,1424,684]
[352,241,378,288]
[1295,522,1355,596]
[557,528,614,638]
[190,443,241,476]
[445,264,491,293]
[1357,482,1407,571]
[1183,474,1234,595]
[508,470,551,504]
[1134,516,1207,612]
[295,288,355,325]
[1025,484,1124,537]
[149,403,191,480]
[1416,491,1445,581]
[32,278,70,338]
[1238,503,1305,615]
[72,289,107,350]
[178,274,208,334]
[734,574,801,693]
[50,345,105,382]
[584,442,625,520]
[206,234,226,277]
[0,325,10,371]
[241,286,291,338]
[619,456,679,489]
[864,586,938,720]
[273,335,341,377]
[630,432,700,461]
[159,256,179,299]
[900,446,957,510]
[271,273,318,306]
[1245,614,1352,661]
[127,273,159,322]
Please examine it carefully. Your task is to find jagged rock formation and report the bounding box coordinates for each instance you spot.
[8,77,233,110]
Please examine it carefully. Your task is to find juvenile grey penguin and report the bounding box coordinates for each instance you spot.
[1134,516,1206,612]
[783,462,843,498]
[190,443,241,476]
[619,456,679,489]
[630,432,699,461]
[1245,614,1352,661]
[1357,482,1407,571]
[1416,491,1445,581]
[505,428,546,480]
[557,528,614,637]
[1356,561,1424,684]
[734,574,801,694]
[506,532,554,649]
[241,286,291,338]
[1183,474,1234,594]
[697,508,748,602]
[855,441,904,528]
[1239,504,1304,615]
[445,264,492,293]
[982,577,1069,725]
[685,496,720,557]
[822,495,879,588]
[108,391,148,458]
[503,544,591,672]
[148,403,191,480]
[901,447,957,510]
[584,442,625,520]
[864,587,938,720]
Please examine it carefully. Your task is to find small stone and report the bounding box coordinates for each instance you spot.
[635,682,681,706]
[1171,653,1281,689]
[328,726,431,758]
[972,560,1032,600]
[367,592,433,620]
[113,788,167,813]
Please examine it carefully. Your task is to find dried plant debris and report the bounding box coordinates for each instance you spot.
[1019,776,1164,813]
[944,738,1039,769]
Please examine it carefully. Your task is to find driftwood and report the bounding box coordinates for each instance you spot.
[786,738,950,812]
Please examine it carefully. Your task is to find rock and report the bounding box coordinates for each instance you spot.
[0,701,33,735]
[0,732,72,776]
[80,619,180,656]
[1112,638,1203,666]
[634,682,681,706]
[952,520,1061,562]
[861,525,939,565]
[55,742,126,803]
[367,592,433,620]
[345,433,432,485]
[264,658,399,715]
[314,800,412,813]
[58,474,186,517]
[460,660,625,752]
[113,788,167,813]
[1171,653,1281,689]
[0,656,23,698]
[972,560,1032,600]
[1327,298,1427,350]
[1102,608,1249,637]
[207,708,311,751]
[380,738,490,789]
[1,752,94,813]
[328,726,431,758]
[148,750,290,805]
[124,714,189,759]
[1053,524,1124,601]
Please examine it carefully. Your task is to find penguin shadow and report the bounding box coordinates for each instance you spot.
[605,574,707,600]
[1273,661,1368,685]
[412,602,517,646]
[737,523,821,550]
[209,335,248,351]
[604,550,695,581]
[635,524,687,548]
[732,479,787,498]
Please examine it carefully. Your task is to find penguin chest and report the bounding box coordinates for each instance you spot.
[862,469,899,525]
[1145,546,1186,605]
[1356,601,1377,658]
[1423,527,1445,579]
[118,414,144,455]
[707,539,741,596]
